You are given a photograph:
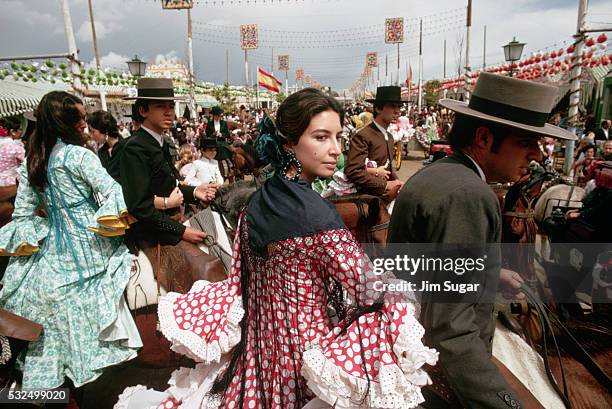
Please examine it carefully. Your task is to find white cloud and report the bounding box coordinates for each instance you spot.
[76,19,117,43]
[154,51,181,65]
[87,51,131,71]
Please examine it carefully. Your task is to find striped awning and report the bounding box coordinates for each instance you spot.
[0,78,70,118]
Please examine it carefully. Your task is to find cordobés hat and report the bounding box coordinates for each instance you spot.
[124,78,186,101]
[366,86,404,104]
[199,138,219,150]
[439,73,576,140]
[211,106,223,116]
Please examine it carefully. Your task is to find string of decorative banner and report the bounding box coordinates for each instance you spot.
[192,21,464,49]
[192,7,465,36]
[437,34,610,92]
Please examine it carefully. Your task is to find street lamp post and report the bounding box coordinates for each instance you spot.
[502,37,526,77]
[126,55,147,77]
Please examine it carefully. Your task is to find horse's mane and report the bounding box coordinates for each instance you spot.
[240,140,263,167]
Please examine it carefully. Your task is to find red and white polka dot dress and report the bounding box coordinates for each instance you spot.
[133,217,437,409]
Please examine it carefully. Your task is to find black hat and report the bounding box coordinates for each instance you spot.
[366,86,404,104]
[199,138,219,150]
[211,106,223,116]
[124,78,186,101]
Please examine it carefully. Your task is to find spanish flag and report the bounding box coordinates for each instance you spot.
[258,68,283,93]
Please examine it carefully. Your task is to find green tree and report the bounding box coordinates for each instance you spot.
[275,91,287,104]
[423,80,441,107]
[210,83,237,113]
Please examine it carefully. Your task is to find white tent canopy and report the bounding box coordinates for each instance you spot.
[0,78,70,118]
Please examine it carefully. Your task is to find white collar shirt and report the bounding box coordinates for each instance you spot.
[141,125,164,147]
[464,153,487,182]
[372,119,389,141]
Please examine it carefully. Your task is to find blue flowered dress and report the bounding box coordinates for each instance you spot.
[0,141,142,389]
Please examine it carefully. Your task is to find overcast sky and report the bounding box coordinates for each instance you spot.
[1,0,611,91]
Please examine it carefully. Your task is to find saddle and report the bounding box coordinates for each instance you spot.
[330,194,388,257]
[424,358,544,409]
[131,240,226,368]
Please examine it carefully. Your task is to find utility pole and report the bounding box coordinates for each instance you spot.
[464,0,472,102]
[397,43,400,86]
[385,54,388,85]
[87,0,100,69]
[86,0,106,110]
[187,7,195,120]
[418,18,423,111]
[271,48,274,77]
[482,25,487,69]
[443,39,448,99]
[225,49,229,85]
[59,0,82,96]
[565,0,588,174]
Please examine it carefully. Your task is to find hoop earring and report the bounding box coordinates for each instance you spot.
[281,149,302,182]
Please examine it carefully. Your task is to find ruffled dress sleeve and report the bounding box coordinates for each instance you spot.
[156,218,245,364]
[0,163,48,256]
[68,147,135,237]
[301,229,439,409]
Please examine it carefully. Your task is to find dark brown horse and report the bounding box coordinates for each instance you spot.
[330,194,390,258]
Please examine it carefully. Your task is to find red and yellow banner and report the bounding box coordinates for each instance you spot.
[258,68,282,92]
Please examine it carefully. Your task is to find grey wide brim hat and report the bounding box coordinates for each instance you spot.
[439,73,576,140]
[124,77,187,101]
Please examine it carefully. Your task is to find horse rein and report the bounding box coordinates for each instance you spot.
[520,284,612,409]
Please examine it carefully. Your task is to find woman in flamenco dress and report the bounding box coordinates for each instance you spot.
[116,88,437,409]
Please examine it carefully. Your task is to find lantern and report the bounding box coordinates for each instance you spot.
[597,33,608,43]
[585,37,595,47]
[567,45,574,54]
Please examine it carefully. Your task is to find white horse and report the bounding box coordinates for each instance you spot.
[493,322,565,409]
[534,184,585,261]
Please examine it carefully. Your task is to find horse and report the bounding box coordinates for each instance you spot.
[74,207,230,408]
[497,165,611,409]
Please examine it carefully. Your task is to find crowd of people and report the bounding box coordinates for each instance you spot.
[0,71,608,409]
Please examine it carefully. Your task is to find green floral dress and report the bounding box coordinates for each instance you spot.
[0,141,142,389]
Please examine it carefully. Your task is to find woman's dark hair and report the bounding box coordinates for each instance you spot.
[3,116,21,131]
[276,88,344,145]
[87,110,121,139]
[27,91,85,191]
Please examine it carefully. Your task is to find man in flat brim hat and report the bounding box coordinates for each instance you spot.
[119,77,216,250]
[345,86,405,201]
[389,73,576,409]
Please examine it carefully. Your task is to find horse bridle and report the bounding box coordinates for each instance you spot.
[520,284,612,409]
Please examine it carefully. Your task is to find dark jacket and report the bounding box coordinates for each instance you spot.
[205,119,230,141]
[388,152,521,409]
[119,128,198,246]
[345,121,397,196]
[594,127,609,141]
[98,137,128,182]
